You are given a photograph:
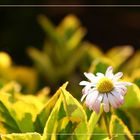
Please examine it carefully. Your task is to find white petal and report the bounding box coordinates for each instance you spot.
[81,92,88,102]
[115,84,128,94]
[85,91,99,109]
[82,86,96,95]
[115,82,132,86]
[91,90,99,101]
[105,66,113,78]
[82,84,93,94]
[112,95,122,107]
[103,94,110,112]
[115,84,127,89]
[108,93,118,108]
[115,87,127,96]
[111,90,124,105]
[113,72,123,81]
[96,73,105,78]
[84,72,96,82]
[82,87,87,95]
[90,90,99,104]
[82,87,86,94]
[92,94,103,114]
[88,88,97,94]
[79,81,90,86]
[85,93,92,107]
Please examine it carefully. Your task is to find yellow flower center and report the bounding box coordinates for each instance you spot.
[96,77,114,93]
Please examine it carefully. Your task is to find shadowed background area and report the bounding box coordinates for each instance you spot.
[0,7,140,65]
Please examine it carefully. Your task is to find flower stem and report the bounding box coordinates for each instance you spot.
[103,112,112,139]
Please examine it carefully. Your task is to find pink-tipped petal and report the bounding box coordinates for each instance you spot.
[86,91,99,108]
[92,94,103,114]
[105,66,113,78]
[113,72,123,81]
[103,94,110,112]
[111,90,124,105]
[85,94,92,107]
[82,84,92,94]
[110,93,124,107]
[108,93,118,108]
[82,87,86,94]
[115,87,127,96]
[81,88,96,101]
[115,84,127,89]
[85,91,99,109]
[82,87,88,95]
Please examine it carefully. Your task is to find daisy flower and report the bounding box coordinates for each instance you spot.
[79,66,132,114]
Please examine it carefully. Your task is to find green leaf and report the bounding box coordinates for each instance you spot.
[121,51,140,75]
[122,84,140,109]
[0,88,42,133]
[89,57,114,74]
[10,66,37,93]
[60,85,87,121]
[79,42,103,71]
[57,14,80,37]
[124,108,140,132]
[102,137,110,140]
[1,132,41,140]
[134,78,140,87]
[131,68,140,87]
[57,116,82,140]
[90,126,108,140]
[115,109,132,132]
[28,47,57,83]
[120,84,140,133]
[84,42,103,59]
[110,115,134,140]
[41,93,62,140]
[66,27,86,50]
[61,45,87,76]
[0,92,21,133]
[9,96,41,133]
[61,87,88,140]
[14,93,45,113]
[41,82,88,140]
[87,107,103,140]
[34,84,61,133]
[106,45,134,68]
[0,81,21,94]
[72,121,88,140]
[37,15,62,45]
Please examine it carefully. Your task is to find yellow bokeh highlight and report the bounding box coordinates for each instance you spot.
[0,52,12,68]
